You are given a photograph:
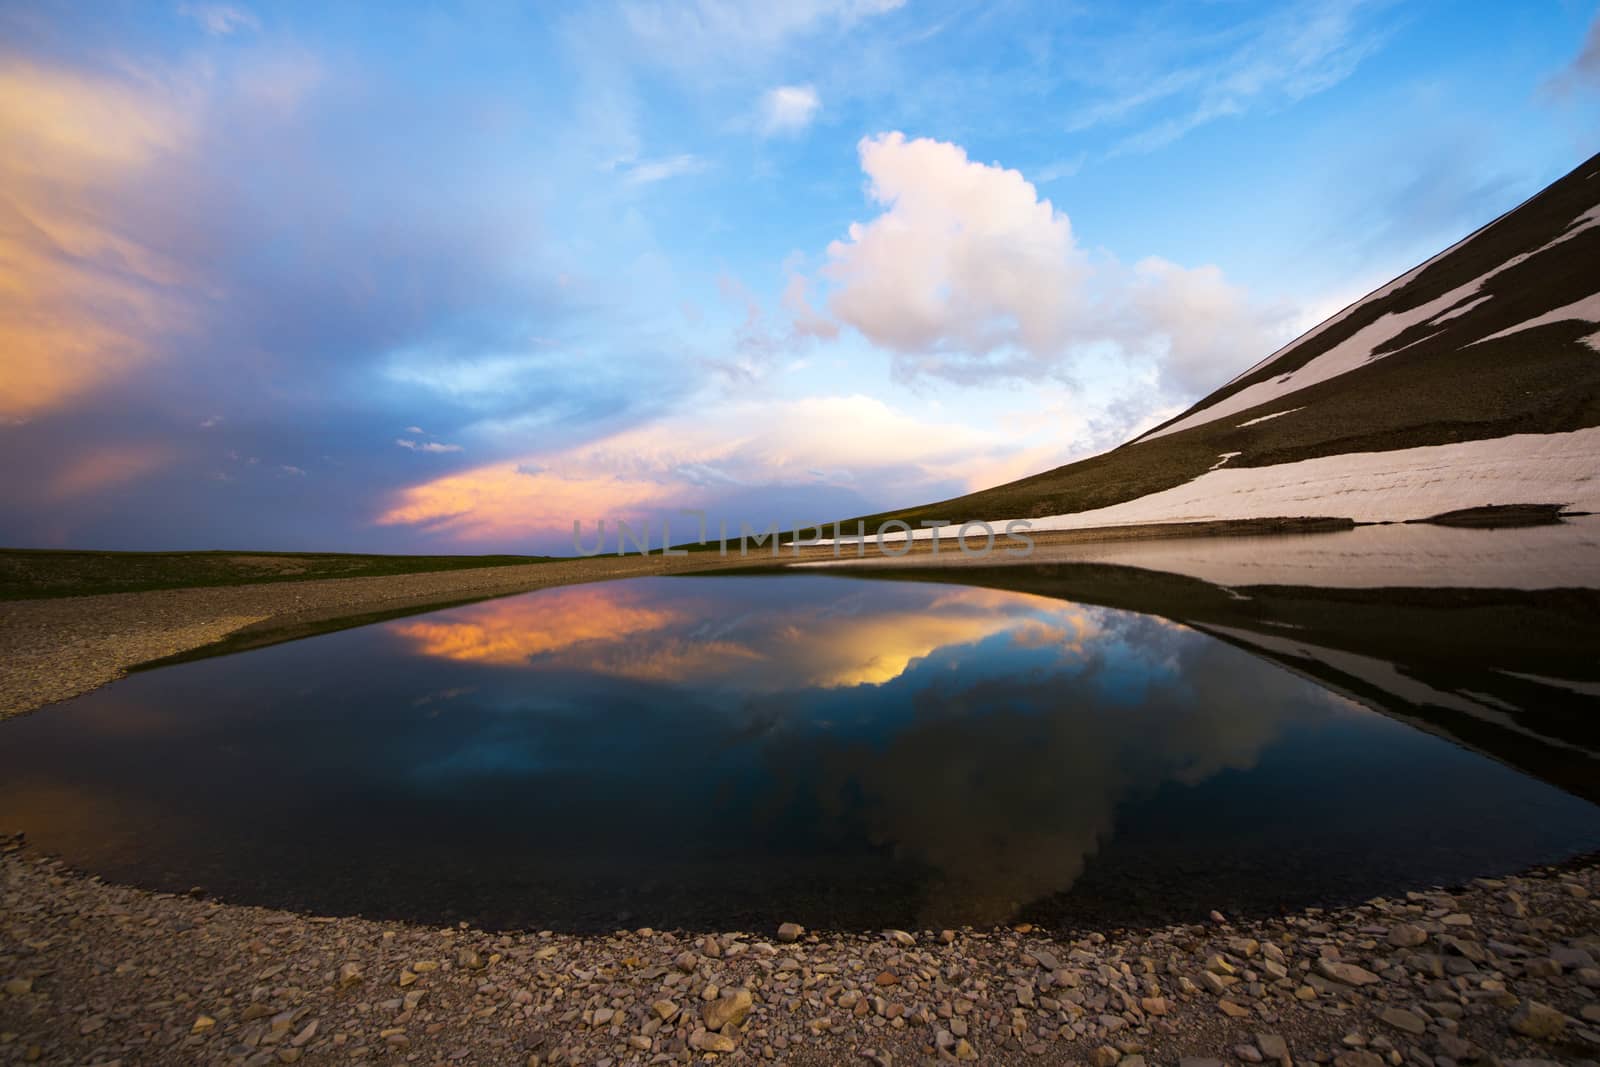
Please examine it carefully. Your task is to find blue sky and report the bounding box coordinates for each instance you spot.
[1,0,1596,552]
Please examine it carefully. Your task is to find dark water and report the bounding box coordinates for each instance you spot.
[2,573,1598,932]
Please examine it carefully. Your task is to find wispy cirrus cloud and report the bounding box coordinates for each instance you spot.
[1067,0,1391,155]
[622,0,905,73]
[177,3,260,37]
[759,84,821,135]
[396,438,463,454]
[614,153,709,185]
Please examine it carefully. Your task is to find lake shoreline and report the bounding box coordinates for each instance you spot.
[0,520,1374,723]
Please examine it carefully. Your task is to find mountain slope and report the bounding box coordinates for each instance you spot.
[841,150,1600,535]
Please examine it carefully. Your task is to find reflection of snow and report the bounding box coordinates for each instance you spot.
[1206,626,1593,756]
[1498,671,1600,698]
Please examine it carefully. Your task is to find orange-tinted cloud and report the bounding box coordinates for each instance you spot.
[376,462,687,542]
[375,394,1021,543]
[0,60,195,419]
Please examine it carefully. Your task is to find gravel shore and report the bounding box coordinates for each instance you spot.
[3,834,1597,1066]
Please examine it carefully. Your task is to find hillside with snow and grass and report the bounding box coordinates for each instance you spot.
[837,150,1600,539]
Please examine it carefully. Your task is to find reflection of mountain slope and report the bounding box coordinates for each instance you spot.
[835,151,1600,533]
[863,562,1600,804]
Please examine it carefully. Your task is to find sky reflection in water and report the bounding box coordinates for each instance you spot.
[1,574,1595,931]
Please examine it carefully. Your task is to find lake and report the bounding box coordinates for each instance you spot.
[2,561,1598,933]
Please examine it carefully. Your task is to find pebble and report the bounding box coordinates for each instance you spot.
[703,987,753,1030]
[1385,924,1427,948]
[1333,1053,1384,1067]
[1316,959,1381,986]
[1508,999,1566,1039]
[1256,1033,1289,1061]
[690,1029,736,1053]
[1378,1007,1425,1035]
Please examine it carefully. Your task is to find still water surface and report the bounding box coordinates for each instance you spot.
[2,574,1596,931]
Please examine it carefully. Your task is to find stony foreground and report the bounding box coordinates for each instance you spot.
[3,834,1597,1067]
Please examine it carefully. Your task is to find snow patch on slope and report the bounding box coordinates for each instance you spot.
[1471,293,1600,346]
[1433,294,1491,324]
[1141,197,1600,444]
[1142,269,1504,441]
[1204,211,1506,396]
[1236,407,1302,428]
[828,428,1600,542]
[1030,428,1600,527]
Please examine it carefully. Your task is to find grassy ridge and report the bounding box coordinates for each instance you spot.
[0,549,554,601]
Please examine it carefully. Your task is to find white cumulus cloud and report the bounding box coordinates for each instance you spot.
[822,133,1085,377]
[806,132,1293,393]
